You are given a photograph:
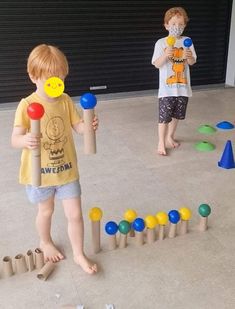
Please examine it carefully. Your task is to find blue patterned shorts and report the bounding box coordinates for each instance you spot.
[26,179,82,204]
[158,96,189,123]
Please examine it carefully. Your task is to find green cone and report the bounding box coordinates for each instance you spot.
[198,124,216,135]
[195,141,215,152]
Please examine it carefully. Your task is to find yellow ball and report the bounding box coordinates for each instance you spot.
[145,215,158,229]
[124,209,137,222]
[166,36,176,47]
[179,207,192,221]
[89,207,103,221]
[44,77,65,98]
[156,212,168,225]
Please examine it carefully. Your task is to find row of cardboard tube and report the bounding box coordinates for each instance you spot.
[1,248,55,280]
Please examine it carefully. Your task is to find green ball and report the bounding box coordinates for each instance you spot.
[198,204,211,217]
[118,220,131,234]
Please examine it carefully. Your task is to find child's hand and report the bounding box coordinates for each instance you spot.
[164,47,174,58]
[92,116,99,131]
[23,132,40,150]
[184,49,193,59]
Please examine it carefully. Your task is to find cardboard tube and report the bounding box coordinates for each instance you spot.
[146,228,156,244]
[135,231,144,246]
[128,228,135,237]
[180,220,189,235]
[2,256,14,278]
[119,233,127,249]
[31,119,41,186]
[37,261,55,280]
[34,248,44,269]
[14,254,28,274]
[26,250,35,271]
[108,235,117,250]
[92,221,101,254]
[199,217,208,231]
[158,225,165,240]
[168,223,177,238]
[83,109,96,154]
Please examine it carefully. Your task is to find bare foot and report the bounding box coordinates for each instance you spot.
[74,254,97,274]
[166,137,180,149]
[157,143,167,156]
[40,241,64,263]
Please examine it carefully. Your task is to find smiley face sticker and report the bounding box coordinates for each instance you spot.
[44,77,65,98]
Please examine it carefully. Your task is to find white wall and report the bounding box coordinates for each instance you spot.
[226,0,235,86]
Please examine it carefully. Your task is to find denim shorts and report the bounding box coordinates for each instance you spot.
[26,179,82,204]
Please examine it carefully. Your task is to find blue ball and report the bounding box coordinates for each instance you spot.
[132,218,145,232]
[80,93,97,109]
[183,38,192,48]
[105,221,118,235]
[168,210,180,224]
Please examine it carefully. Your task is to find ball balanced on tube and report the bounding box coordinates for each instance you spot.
[145,215,158,244]
[168,210,180,238]
[179,207,192,235]
[124,209,137,237]
[118,220,131,249]
[80,93,97,154]
[166,36,176,50]
[89,207,103,253]
[105,221,119,250]
[27,102,45,187]
[198,204,211,231]
[132,218,145,246]
[183,38,193,60]
[156,211,168,240]
[183,38,193,48]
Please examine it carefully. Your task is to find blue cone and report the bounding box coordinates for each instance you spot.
[216,121,234,130]
[218,140,235,169]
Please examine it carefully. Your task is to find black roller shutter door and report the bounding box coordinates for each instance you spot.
[0,0,233,103]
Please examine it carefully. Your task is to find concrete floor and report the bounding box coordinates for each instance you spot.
[0,87,235,309]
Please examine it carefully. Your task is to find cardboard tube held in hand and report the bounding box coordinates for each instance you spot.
[84,109,96,154]
[80,93,97,155]
[31,120,41,186]
[27,102,45,187]
[37,261,55,280]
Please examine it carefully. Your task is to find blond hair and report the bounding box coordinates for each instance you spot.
[27,44,69,80]
[164,7,189,25]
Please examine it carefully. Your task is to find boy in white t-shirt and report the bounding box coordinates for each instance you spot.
[152,7,197,155]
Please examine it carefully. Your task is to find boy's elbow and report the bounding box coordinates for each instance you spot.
[189,57,196,66]
[152,61,160,69]
[11,133,21,148]
[11,135,16,148]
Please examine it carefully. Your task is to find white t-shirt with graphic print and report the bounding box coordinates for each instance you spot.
[152,36,197,98]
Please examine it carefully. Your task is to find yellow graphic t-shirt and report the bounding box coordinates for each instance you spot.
[14,92,82,187]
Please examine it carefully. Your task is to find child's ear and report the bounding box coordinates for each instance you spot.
[28,74,36,84]
[164,23,169,31]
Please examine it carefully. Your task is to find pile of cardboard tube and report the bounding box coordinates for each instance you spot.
[1,248,55,280]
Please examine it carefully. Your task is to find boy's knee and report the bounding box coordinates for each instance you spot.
[39,207,54,218]
[65,208,82,222]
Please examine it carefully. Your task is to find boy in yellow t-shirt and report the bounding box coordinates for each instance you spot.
[11,44,98,274]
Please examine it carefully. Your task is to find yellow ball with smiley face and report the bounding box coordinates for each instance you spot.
[44,77,65,98]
